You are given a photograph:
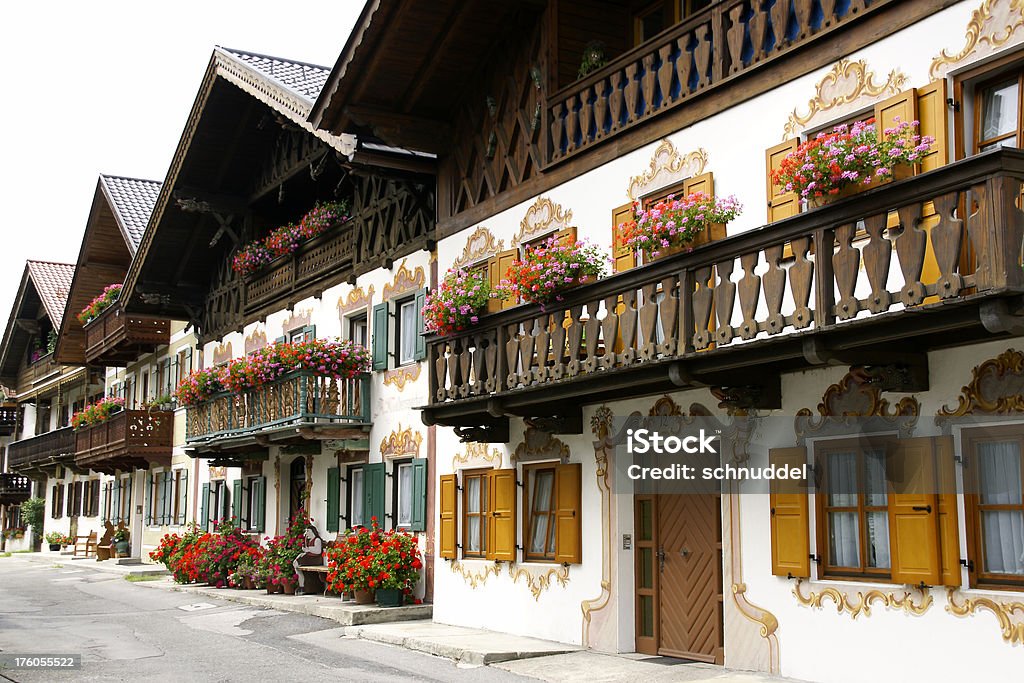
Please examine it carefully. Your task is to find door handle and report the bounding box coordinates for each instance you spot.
[656,547,666,572]
[680,546,691,558]
[912,505,933,513]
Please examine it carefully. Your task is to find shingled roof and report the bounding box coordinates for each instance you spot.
[99,175,162,253]
[219,47,331,103]
[25,261,75,329]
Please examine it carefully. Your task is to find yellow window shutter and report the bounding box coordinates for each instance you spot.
[554,226,578,247]
[766,139,801,224]
[935,435,961,587]
[682,172,724,246]
[874,89,919,146]
[612,203,637,273]
[487,248,519,313]
[439,474,457,559]
[554,463,582,564]
[487,468,517,562]
[769,447,811,578]
[916,80,948,174]
[887,436,942,586]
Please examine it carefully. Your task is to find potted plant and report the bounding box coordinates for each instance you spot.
[112,527,130,557]
[622,192,742,261]
[771,117,933,208]
[422,268,497,336]
[501,235,607,305]
[77,284,123,326]
[232,200,350,278]
[45,531,66,551]
[257,511,308,595]
[577,40,607,79]
[325,517,423,606]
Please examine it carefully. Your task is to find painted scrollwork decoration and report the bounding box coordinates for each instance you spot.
[627,140,708,201]
[512,427,569,464]
[930,0,1024,79]
[380,425,423,459]
[383,259,426,300]
[512,197,573,247]
[451,226,505,270]
[946,588,1024,643]
[451,442,503,469]
[383,365,421,391]
[507,563,570,601]
[794,579,933,619]
[795,369,920,444]
[337,285,374,317]
[936,348,1024,423]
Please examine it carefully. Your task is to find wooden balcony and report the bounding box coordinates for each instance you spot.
[74,409,173,474]
[546,0,896,166]
[0,473,31,505]
[84,305,170,366]
[423,149,1024,440]
[7,426,75,474]
[186,371,372,459]
[0,407,17,436]
[16,353,59,394]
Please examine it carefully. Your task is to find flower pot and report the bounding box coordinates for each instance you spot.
[266,584,281,595]
[282,581,297,595]
[244,577,255,590]
[48,543,60,551]
[375,588,403,607]
[114,540,130,556]
[353,589,375,605]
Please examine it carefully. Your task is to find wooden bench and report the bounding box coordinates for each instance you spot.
[297,565,330,595]
[95,523,115,561]
[73,532,97,558]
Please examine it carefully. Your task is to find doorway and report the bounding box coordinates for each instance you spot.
[635,493,724,663]
[288,457,306,523]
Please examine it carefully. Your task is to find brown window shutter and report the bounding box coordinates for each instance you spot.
[554,463,582,564]
[611,203,637,273]
[487,469,517,562]
[874,89,919,147]
[439,474,457,559]
[766,139,801,224]
[769,447,810,577]
[916,80,948,173]
[487,248,519,313]
[935,436,961,587]
[887,436,942,586]
[554,226,578,247]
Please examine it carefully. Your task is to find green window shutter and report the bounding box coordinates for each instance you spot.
[254,476,266,532]
[101,483,108,522]
[411,458,428,532]
[232,479,243,524]
[302,325,316,341]
[372,303,389,371]
[144,474,152,525]
[363,462,386,527]
[163,472,173,525]
[413,287,427,361]
[275,336,286,344]
[200,483,210,529]
[326,467,340,533]
[113,481,121,524]
[179,470,189,525]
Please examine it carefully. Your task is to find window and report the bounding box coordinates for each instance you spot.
[815,439,892,579]
[51,484,63,519]
[462,469,490,558]
[964,425,1024,587]
[975,73,1023,153]
[524,465,557,561]
[348,466,364,528]
[349,315,368,348]
[633,2,671,45]
[394,460,414,529]
[397,299,417,366]
[289,325,316,344]
[175,470,188,525]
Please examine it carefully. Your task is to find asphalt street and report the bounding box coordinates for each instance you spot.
[0,555,531,683]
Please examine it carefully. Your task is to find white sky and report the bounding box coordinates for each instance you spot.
[0,0,363,322]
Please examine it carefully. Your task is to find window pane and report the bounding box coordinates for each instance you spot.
[639,595,655,637]
[529,515,549,555]
[978,441,1023,505]
[638,548,654,589]
[829,511,860,568]
[467,477,480,513]
[467,516,481,552]
[637,500,653,541]
[827,452,857,507]
[865,511,890,568]
[351,470,364,526]
[399,301,416,364]
[398,464,414,526]
[981,81,1018,142]
[532,470,554,513]
[981,510,1024,575]
[864,449,888,507]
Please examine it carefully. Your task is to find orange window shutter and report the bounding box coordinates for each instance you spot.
[887,437,942,586]
[766,139,801,224]
[612,203,637,273]
[681,172,724,246]
[487,248,519,313]
[439,474,457,559]
[935,436,961,587]
[487,469,517,562]
[769,447,811,578]
[874,89,919,145]
[916,80,948,174]
[554,463,582,564]
[554,226,578,247]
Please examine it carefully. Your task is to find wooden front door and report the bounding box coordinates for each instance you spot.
[635,493,723,663]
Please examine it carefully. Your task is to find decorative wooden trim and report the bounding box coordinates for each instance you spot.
[937,348,1024,420]
[449,559,502,589]
[337,285,374,317]
[383,365,421,391]
[511,197,573,247]
[795,369,920,441]
[380,425,423,459]
[627,140,709,201]
[512,427,569,463]
[581,405,615,647]
[212,343,233,366]
[794,579,933,618]
[507,563,570,600]
[209,465,227,480]
[930,0,1024,79]
[244,328,268,355]
[282,308,312,334]
[783,59,907,139]
[451,227,505,270]
[383,259,426,300]
[946,588,1024,643]
[451,442,503,470]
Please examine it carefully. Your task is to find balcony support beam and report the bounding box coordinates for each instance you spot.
[980,297,1024,335]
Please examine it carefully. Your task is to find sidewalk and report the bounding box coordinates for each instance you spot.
[16,550,168,578]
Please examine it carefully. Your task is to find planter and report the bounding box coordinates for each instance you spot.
[353,589,375,605]
[281,580,297,595]
[244,577,255,590]
[48,543,60,551]
[266,584,281,595]
[375,588,403,607]
[808,183,863,208]
[114,540,129,556]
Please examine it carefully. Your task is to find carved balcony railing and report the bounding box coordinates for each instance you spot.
[84,305,170,366]
[244,220,356,314]
[186,371,372,448]
[74,409,173,474]
[0,473,31,505]
[0,406,17,436]
[7,426,74,473]
[546,0,894,165]
[425,149,1024,434]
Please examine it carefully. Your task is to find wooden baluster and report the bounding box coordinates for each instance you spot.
[453,337,468,398]
[833,223,860,320]
[593,78,609,139]
[533,314,551,383]
[565,94,580,153]
[894,202,927,306]
[726,3,746,75]
[657,44,675,108]
[566,305,585,376]
[990,175,1024,289]
[862,213,892,314]
[737,252,762,340]
[601,296,621,369]
[846,0,866,16]
[583,302,602,372]
[550,316,568,380]
[748,2,767,63]
[675,36,693,97]
[693,23,712,89]
[931,191,964,298]
[435,343,449,402]
[820,0,838,28]
[657,275,679,357]
[792,0,811,39]
[484,331,500,393]
[624,62,640,123]
[639,283,660,360]
[770,0,790,51]
[692,266,715,349]
[471,338,486,395]
[677,270,695,356]
[609,71,625,131]
[550,102,565,160]
[790,236,815,329]
[579,88,594,148]
[642,53,656,115]
[505,323,520,389]
[714,260,737,345]
[763,245,786,335]
[519,318,538,386]
[619,289,639,364]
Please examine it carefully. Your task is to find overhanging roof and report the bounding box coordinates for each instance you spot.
[0,261,74,383]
